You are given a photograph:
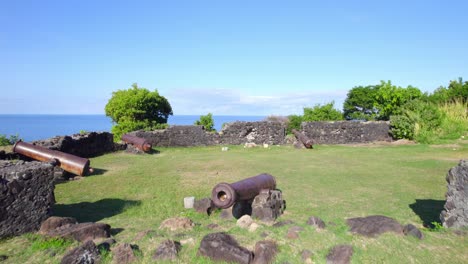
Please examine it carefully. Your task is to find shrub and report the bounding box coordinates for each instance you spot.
[0,134,21,146]
[286,115,303,134]
[105,83,172,140]
[303,101,343,122]
[194,113,215,132]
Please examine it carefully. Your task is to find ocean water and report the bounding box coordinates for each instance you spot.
[0,115,265,142]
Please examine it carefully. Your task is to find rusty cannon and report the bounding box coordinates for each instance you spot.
[292,129,314,149]
[121,134,152,152]
[211,173,285,221]
[13,141,92,176]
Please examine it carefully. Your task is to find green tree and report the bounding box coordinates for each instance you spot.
[343,85,379,120]
[105,83,173,140]
[195,113,215,132]
[303,101,343,121]
[287,114,303,134]
[374,81,422,120]
[446,77,468,102]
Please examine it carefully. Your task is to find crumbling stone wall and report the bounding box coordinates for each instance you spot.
[134,126,219,147]
[220,121,285,145]
[32,132,116,158]
[440,160,468,228]
[301,121,392,144]
[0,161,55,238]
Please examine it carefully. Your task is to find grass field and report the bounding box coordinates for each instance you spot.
[1,142,468,263]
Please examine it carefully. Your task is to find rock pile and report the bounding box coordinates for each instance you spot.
[0,161,55,238]
[440,160,468,228]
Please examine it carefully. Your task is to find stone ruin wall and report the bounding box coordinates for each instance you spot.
[0,161,55,238]
[134,121,391,147]
[32,132,117,158]
[440,160,468,228]
[301,121,392,144]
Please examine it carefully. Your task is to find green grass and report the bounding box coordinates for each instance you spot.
[1,143,468,263]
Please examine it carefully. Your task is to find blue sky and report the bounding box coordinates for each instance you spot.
[1,0,467,115]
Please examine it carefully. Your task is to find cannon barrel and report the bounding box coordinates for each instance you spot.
[13,141,92,176]
[121,134,152,152]
[292,129,314,149]
[211,173,276,209]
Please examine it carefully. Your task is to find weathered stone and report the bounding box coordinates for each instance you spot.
[133,229,156,241]
[206,223,219,229]
[39,216,78,234]
[159,217,194,231]
[249,223,260,232]
[237,215,253,229]
[251,190,285,222]
[198,232,253,264]
[346,215,403,237]
[440,160,468,228]
[326,245,353,264]
[286,226,304,239]
[112,243,136,264]
[403,224,424,240]
[252,240,278,264]
[60,240,100,264]
[46,222,111,242]
[0,161,55,238]
[272,220,295,227]
[307,216,326,229]
[153,240,181,261]
[194,198,214,215]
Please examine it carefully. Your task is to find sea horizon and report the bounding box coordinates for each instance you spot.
[0,114,266,142]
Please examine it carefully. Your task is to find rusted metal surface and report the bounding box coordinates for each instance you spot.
[13,141,92,176]
[292,129,314,149]
[121,134,152,152]
[211,173,277,209]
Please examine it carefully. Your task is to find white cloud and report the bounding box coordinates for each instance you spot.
[163,88,347,116]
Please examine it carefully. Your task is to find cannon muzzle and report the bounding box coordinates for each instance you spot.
[13,141,92,176]
[211,173,276,209]
[121,134,152,152]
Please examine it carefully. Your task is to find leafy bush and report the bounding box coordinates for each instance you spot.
[303,101,343,121]
[287,115,303,134]
[390,115,415,140]
[374,81,422,120]
[194,113,215,132]
[343,85,379,120]
[0,134,21,146]
[105,83,173,140]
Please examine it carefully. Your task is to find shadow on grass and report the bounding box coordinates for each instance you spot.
[53,198,141,223]
[89,168,108,176]
[409,199,445,228]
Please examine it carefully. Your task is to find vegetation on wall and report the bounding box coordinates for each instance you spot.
[194,113,215,132]
[105,83,172,141]
[0,134,21,146]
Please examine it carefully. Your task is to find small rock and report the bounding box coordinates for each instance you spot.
[194,198,214,215]
[346,215,403,237]
[180,238,195,245]
[159,217,194,231]
[307,216,326,229]
[39,216,78,234]
[286,226,303,239]
[198,232,253,264]
[184,197,195,209]
[133,229,157,241]
[60,240,100,264]
[206,223,219,229]
[301,249,313,263]
[272,220,295,227]
[244,142,257,148]
[326,245,353,264]
[263,144,269,148]
[249,223,260,232]
[252,240,278,264]
[46,222,111,242]
[153,240,181,261]
[221,147,229,151]
[112,243,137,264]
[237,215,253,229]
[403,224,424,240]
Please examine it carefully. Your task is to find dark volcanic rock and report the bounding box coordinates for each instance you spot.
[440,160,468,228]
[346,215,403,237]
[272,220,295,227]
[46,222,111,242]
[307,216,326,229]
[198,232,253,264]
[403,224,424,240]
[60,240,100,264]
[39,216,78,234]
[252,240,278,264]
[286,226,304,240]
[153,240,181,261]
[112,243,137,264]
[194,198,214,215]
[326,245,353,264]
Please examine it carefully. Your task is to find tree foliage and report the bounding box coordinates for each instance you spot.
[373,81,422,120]
[0,134,20,146]
[195,113,215,132]
[343,85,379,120]
[105,83,173,140]
[286,114,303,134]
[428,77,468,103]
[303,102,343,121]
